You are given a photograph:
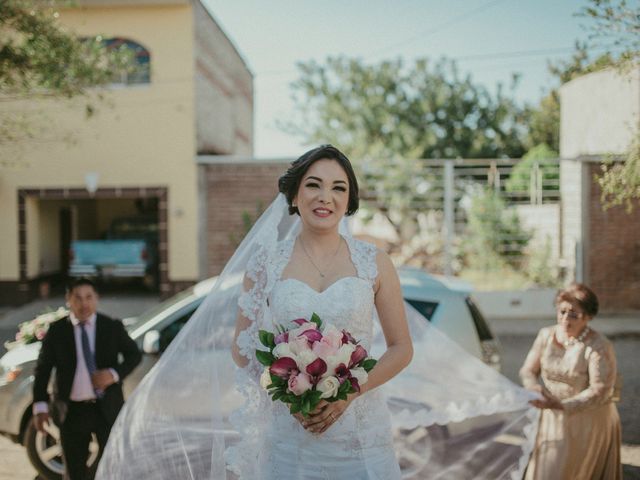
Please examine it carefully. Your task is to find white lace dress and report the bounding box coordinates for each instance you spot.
[230,235,401,480]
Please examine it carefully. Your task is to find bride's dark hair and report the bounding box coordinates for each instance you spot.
[278,144,360,216]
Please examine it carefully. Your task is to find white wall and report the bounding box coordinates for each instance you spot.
[560,67,640,158]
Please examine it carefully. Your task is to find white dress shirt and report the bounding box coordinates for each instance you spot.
[33,313,119,414]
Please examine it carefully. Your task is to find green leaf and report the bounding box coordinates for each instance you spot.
[258,330,275,349]
[310,312,322,329]
[309,390,323,403]
[270,374,285,386]
[290,403,301,414]
[272,391,284,401]
[256,350,275,366]
[362,358,377,372]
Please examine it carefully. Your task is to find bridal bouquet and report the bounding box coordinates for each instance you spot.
[256,313,377,417]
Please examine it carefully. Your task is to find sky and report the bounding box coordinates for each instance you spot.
[202,0,598,158]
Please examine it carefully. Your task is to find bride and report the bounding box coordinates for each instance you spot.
[98,145,539,479]
[230,145,412,478]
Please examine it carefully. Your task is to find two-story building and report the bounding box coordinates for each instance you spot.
[0,0,253,304]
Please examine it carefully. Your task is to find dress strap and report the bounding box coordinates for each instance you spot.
[344,236,378,286]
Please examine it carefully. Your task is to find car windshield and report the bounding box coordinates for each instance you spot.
[125,286,197,333]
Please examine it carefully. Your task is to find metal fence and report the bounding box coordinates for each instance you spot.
[358,158,561,284]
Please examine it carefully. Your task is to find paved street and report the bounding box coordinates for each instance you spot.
[1,297,639,478]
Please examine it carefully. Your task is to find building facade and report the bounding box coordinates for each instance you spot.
[559,67,640,312]
[0,0,253,303]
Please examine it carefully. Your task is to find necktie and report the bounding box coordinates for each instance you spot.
[80,322,103,398]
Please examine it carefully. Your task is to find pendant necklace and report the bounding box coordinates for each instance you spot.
[300,237,342,278]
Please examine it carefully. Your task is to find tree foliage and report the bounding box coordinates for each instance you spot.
[462,187,531,270]
[597,135,640,212]
[286,56,528,161]
[0,0,135,149]
[506,143,559,199]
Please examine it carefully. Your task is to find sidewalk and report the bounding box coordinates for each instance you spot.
[488,314,640,337]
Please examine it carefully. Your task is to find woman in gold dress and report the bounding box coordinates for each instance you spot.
[520,283,622,480]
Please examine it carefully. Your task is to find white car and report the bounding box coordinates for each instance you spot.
[0,269,500,480]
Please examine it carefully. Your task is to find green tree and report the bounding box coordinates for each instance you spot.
[506,143,559,201]
[1,0,135,148]
[285,56,530,261]
[286,56,528,161]
[462,187,531,271]
[578,0,640,67]
[578,0,640,210]
[597,135,640,212]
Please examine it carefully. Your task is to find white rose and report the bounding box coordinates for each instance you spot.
[273,342,295,360]
[259,368,272,390]
[336,343,356,366]
[317,376,341,399]
[350,367,369,386]
[324,343,356,377]
[295,350,318,372]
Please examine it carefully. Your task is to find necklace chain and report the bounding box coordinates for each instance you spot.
[562,326,591,347]
[299,237,342,278]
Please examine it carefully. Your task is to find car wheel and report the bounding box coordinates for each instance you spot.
[24,419,99,480]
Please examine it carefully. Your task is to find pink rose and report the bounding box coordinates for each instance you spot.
[288,372,313,395]
[274,332,289,344]
[312,340,339,360]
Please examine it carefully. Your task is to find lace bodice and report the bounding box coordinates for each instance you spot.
[270,235,377,348]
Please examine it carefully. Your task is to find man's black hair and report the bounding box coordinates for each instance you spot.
[66,277,98,294]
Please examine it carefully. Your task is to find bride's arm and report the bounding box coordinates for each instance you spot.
[359,250,413,395]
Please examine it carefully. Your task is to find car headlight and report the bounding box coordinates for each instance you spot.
[0,366,23,385]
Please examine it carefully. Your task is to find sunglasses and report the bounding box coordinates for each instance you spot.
[557,309,583,320]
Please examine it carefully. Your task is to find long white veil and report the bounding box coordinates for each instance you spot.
[97,193,539,479]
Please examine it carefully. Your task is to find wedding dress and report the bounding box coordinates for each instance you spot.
[97,194,540,480]
[230,235,401,479]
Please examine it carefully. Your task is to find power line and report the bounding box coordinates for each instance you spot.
[368,0,510,58]
[253,44,623,78]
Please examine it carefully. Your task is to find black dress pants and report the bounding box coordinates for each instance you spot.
[60,401,111,480]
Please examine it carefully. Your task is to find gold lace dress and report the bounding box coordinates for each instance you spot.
[520,325,622,480]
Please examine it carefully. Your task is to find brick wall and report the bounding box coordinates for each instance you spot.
[202,162,287,276]
[586,163,640,312]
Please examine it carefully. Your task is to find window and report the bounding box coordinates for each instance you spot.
[103,37,151,85]
[405,299,439,321]
[158,300,203,352]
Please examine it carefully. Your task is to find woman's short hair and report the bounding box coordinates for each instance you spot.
[555,283,599,317]
[278,144,359,216]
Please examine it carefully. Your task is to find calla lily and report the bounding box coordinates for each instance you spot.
[350,345,367,367]
[335,363,350,384]
[270,357,299,379]
[306,358,327,377]
[350,377,361,393]
[341,330,357,345]
[299,329,323,343]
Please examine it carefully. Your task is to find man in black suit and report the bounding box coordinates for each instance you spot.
[33,278,142,480]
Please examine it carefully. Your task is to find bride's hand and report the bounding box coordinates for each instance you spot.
[299,394,358,435]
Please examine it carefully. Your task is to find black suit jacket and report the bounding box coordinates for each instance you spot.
[33,313,142,426]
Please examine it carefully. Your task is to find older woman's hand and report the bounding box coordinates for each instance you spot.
[529,387,564,410]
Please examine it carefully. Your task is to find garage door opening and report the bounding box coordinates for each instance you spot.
[18,187,167,298]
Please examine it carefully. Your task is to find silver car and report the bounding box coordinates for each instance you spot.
[0,271,500,480]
